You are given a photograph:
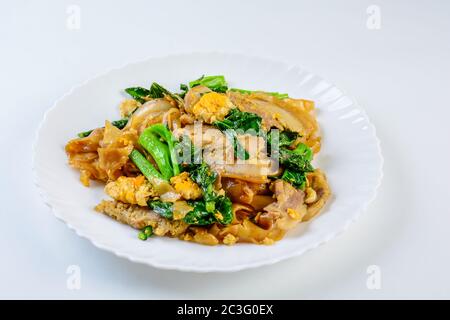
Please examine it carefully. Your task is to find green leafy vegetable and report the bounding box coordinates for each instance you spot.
[276,130,299,148]
[183,201,216,225]
[148,200,173,220]
[213,108,262,160]
[188,162,218,211]
[148,188,232,226]
[149,82,182,104]
[125,87,151,103]
[214,195,233,225]
[214,108,262,132]
[266,129,313,189]
[189,75,228,93]
[125,83,182,105]
[129,149,164,181]
[265,129,300,154]
[277,143,314,190]
[77,130,94,138]
[183,196,233,226]
[279,144,314,172]
[181,162,233,225]
[111,118,129,129]
[230,88,289,99]
[292,142,313,161]
[281,169,308,189]
[148,83,169,98]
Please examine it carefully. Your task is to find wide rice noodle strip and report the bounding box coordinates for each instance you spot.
[162,107,181,131]
[220,172,270,184]
[304,169,331,221]
[65,121,137,186]
[66,98,177,186]
[221,177,271,207]
[207,203,284,244]
[249,195,275,211]
[65,128,107,186]
[124,98,173,135]
[97,121,136,181]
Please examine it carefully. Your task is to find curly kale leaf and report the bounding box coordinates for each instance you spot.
[183,201,216,226]
[183,196,232,226]
[281,169,308,189]
[213,108,262,133]
[183,162,233,225]
[214,195,233,225]
[267,129,299,148]
[188,162,218,208]
[125,87,151,103]
[148,200,173,219]
[213,108,262,160]
[276,141,314,190]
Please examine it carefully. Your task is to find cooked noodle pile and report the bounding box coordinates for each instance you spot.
[65,76,331,245]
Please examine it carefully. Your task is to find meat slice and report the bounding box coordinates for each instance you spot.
[221,177,270,205]
[95,200,189,237]
[256,180,307,230]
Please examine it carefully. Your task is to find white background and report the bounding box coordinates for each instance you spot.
[2,0,450,299]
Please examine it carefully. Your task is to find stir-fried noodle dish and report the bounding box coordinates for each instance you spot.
[65,75,331,245]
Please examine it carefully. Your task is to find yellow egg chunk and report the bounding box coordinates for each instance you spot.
[191,92,233,123]
[104,175,155,206]
[170,172,202,200]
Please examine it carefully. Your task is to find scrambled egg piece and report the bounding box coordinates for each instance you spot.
[170,172,202,200]
[191,92,232,123]
[105,175,155,206]
[119,99,141,118]
[223,234,238,246]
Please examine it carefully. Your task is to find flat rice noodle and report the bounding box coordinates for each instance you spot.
[97,121,136,181]
[303,169,331,221]
[221,177,270,205]
[249,195,275,211]
[65,128,107,185]
[124,98,173,134]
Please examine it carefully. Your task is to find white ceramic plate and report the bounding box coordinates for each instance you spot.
[33,52,383,272]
